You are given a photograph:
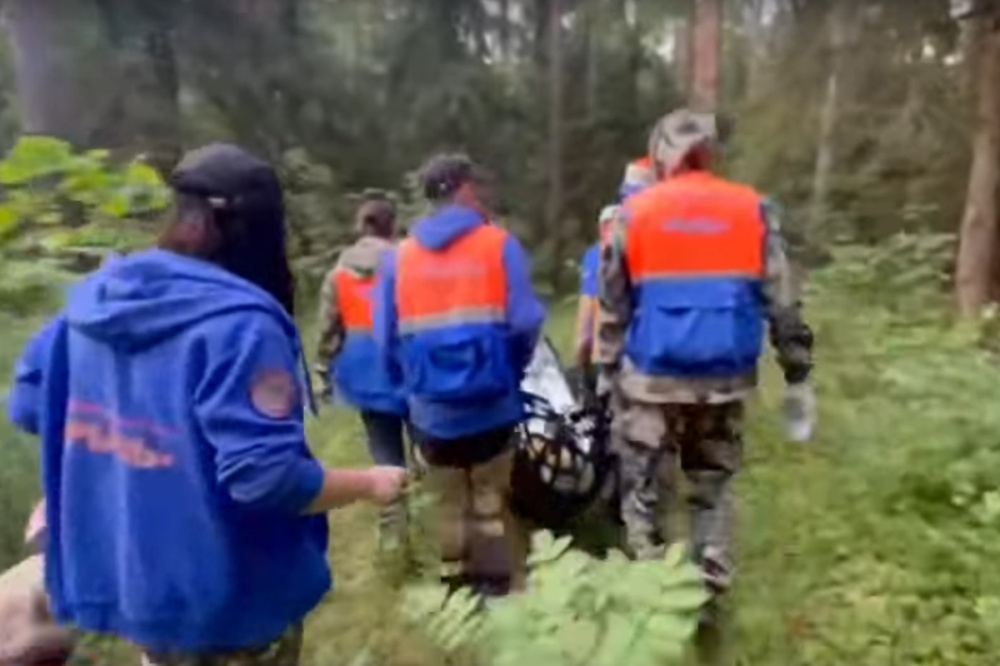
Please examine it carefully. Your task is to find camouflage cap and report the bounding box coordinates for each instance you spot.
[648,109,718,176]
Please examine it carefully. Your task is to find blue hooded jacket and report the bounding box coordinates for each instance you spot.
[373,205,545,440]
[7,249,330,653]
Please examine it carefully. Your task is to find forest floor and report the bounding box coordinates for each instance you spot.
[296,296,1000,666]
[298,305,820,666]
[306,290,1000,666]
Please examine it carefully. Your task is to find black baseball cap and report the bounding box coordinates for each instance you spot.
[169,143,281,211]
[420,153,492,202]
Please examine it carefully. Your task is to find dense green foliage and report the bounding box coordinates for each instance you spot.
[0,243,998,664]
[404,533,707,665]
[0,135,166,314]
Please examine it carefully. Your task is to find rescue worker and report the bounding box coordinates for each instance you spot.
[619,156,655,201]
[373,154,546,598]
[596,109,816,592]
[574,160,656,377]
[315,193,410,549]
[7,144,406,666]
[574,204,616,375]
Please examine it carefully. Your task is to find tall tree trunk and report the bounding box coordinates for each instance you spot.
[960,3,986,100]
[3,0,181,169]
[673,15,692,101]
[584,7,599,120]
[690,0,722,111]
[116,2,182,172]
[742,0,767,101]
[956,8,1000,315]
[499,0,511,58]
[3,0,109,144]
[533,0,551,65]
[546,0,564,282]
[807,1,852,232]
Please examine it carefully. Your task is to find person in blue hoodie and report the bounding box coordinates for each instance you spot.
[374,154,545,598]
[315,193,411,551]
[574,204,617,371]
[574,160,655,393]
[6,144,406,666]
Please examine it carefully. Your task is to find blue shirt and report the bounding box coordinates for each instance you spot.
[8,250,330,652]
[580,243,600,298]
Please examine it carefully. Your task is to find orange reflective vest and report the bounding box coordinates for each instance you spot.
[332,269,374,332]
[622,172,767,377]
[396,225,508,334]
[625,173,764,281]
[328,265,405,413]
[394,223,518,406]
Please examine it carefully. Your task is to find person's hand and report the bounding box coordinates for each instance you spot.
[595,366,618,415]
[595,367,616,399]
[25,499,46,546]
[783,382,817,442]
[574,338,593,369]
[366,466,408,505]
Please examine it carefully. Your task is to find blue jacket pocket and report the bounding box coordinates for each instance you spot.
[333,335,403,409]
[627,280,764,377]
[403,329,514,403]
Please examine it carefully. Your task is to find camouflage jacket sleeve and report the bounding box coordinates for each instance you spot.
[595,209,632,370]
[760,199,814,384]
[315,267,345,372]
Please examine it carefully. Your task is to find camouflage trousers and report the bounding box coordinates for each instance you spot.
[140,624,302,666]
[421,448,530,597]
[612,399,744,593]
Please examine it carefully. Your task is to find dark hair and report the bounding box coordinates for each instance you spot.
[356,198,396,239]
[160,145,295,316]
[675,143,713,174]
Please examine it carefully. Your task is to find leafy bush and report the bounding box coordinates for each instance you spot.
[404,531,708,666]
[0,135,167,252]
[0,136,168,314]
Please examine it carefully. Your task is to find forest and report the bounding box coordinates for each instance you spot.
[1,0,1000,665]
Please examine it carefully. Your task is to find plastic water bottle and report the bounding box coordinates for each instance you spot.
[783,383,816,443]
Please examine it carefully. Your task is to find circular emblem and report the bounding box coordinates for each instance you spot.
[250,368,297,419]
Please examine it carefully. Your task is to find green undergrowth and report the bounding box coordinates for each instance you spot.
[0,235,997,664]
[299,244,1000,665]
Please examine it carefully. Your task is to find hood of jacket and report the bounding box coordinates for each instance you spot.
[65,249,297,353]
[409,204,486,251]
[335,236,394,278]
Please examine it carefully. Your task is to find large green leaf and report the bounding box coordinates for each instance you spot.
[0,136,75,185]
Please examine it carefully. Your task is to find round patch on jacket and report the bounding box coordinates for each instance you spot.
[250,369,297,419]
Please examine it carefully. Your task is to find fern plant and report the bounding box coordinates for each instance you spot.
[403,530,708,666]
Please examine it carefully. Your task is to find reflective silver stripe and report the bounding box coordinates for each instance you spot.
[344,324,373,333]
[632,270,762,283]
[399,306,505,333]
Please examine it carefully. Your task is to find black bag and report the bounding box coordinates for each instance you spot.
[511,338,613,529]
